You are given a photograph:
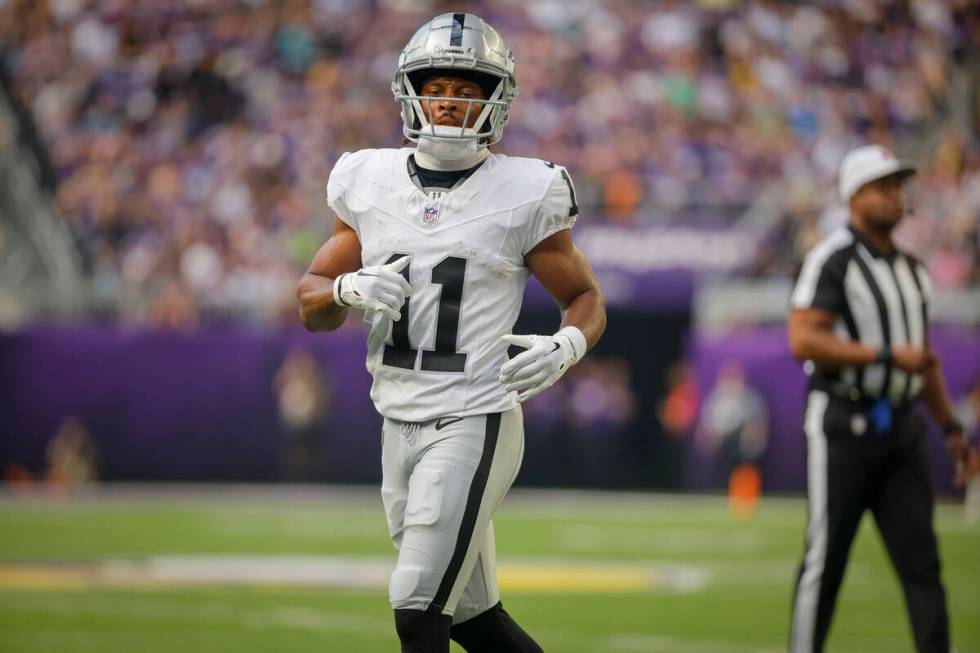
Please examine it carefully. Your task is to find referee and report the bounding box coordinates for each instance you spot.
[787,144,977,653]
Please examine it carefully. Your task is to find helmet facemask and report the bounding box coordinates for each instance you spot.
[392,13,518,160]
[394,67,513,160]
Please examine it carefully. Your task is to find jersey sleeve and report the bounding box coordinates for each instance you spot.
[522,166,579,255]
[790,248,846,314]
[325,152,358,233]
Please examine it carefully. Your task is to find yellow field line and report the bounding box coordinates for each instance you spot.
[0,561,669,593]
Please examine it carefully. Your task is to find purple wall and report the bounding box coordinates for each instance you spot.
[688,326,980,495]
[1,309,692,489]
[2,323,977,493]
[0,325,381,482]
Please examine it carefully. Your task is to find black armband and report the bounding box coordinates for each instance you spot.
[874,348,892,365]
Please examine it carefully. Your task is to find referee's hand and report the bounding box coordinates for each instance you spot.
[891,346,935,374]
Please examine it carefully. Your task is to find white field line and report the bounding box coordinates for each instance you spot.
[1,555,713,594]
[109,555,393,589]
[0,554,894,593]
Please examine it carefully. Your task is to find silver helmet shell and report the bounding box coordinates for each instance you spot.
[392,13,518,146]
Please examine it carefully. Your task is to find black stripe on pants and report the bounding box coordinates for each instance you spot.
[428,412,501,613]
[790,391,950,652]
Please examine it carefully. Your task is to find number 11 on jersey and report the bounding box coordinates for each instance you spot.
[382,254,468,373]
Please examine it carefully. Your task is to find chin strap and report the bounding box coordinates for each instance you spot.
[413,147,489,171]
[416,126,485,164]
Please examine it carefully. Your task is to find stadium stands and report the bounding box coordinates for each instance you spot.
[2,0,978,323]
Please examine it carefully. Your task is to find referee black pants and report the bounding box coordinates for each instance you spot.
[789,391,950,653]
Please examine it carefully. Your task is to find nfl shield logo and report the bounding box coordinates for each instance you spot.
[423,206,439,224]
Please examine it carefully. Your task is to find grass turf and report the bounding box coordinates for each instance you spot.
[0,487,977,652]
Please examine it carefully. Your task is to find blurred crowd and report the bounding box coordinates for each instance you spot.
[2,0,979,324]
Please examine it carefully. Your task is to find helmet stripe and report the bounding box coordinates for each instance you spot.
[450,13,465,46]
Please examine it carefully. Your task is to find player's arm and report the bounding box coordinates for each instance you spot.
[498,229,606,402]
[297,218,362,332]
[526,229,605,349]
[298,218,413,332]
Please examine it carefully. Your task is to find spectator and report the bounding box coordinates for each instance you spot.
[273,348,330,481]
[697,360,768,487]
[2,0,977,323]
[45,416,98,491]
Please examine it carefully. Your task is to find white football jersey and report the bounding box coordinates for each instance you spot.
[327,147,577,422]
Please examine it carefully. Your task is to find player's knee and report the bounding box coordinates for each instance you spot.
[394,608,451,653]
[389,565,424,606]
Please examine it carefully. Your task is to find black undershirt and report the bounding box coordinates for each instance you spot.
[407,154,485,190]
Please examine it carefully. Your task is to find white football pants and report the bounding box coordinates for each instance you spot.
[381,406,524,622]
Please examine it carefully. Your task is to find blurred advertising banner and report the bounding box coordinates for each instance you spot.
[575,224,757,273]
[524,224,756,312]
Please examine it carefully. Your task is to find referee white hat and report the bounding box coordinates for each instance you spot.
[839,144,916,203]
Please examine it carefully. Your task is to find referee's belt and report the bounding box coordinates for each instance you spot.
[814,382,916,416]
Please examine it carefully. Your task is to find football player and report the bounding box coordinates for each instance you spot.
[298,13,606,653]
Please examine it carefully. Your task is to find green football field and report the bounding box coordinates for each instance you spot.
[0,487,977,653]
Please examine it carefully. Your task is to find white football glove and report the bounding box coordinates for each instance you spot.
[499,326,588,402]
[334,256,412,321]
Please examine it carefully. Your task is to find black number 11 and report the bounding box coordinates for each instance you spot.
[382,255,468,373]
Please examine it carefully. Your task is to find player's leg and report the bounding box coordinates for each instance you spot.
[382,419,448,652]
[449,410,542,652]
[389,408,524,652]
[871,415,950,653]
[451,522,543,653]
[790,392,871,653]
[393,609,451,653]
[452,602,543,653]
[451,521,500,626]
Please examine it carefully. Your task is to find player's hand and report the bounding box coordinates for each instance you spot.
[891,346,935,374]
[498,328,586,403]
[334,256,412,321]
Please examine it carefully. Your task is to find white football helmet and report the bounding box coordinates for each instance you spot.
[392,13,518,147]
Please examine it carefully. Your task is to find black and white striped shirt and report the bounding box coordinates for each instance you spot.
[790,225,932,407]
